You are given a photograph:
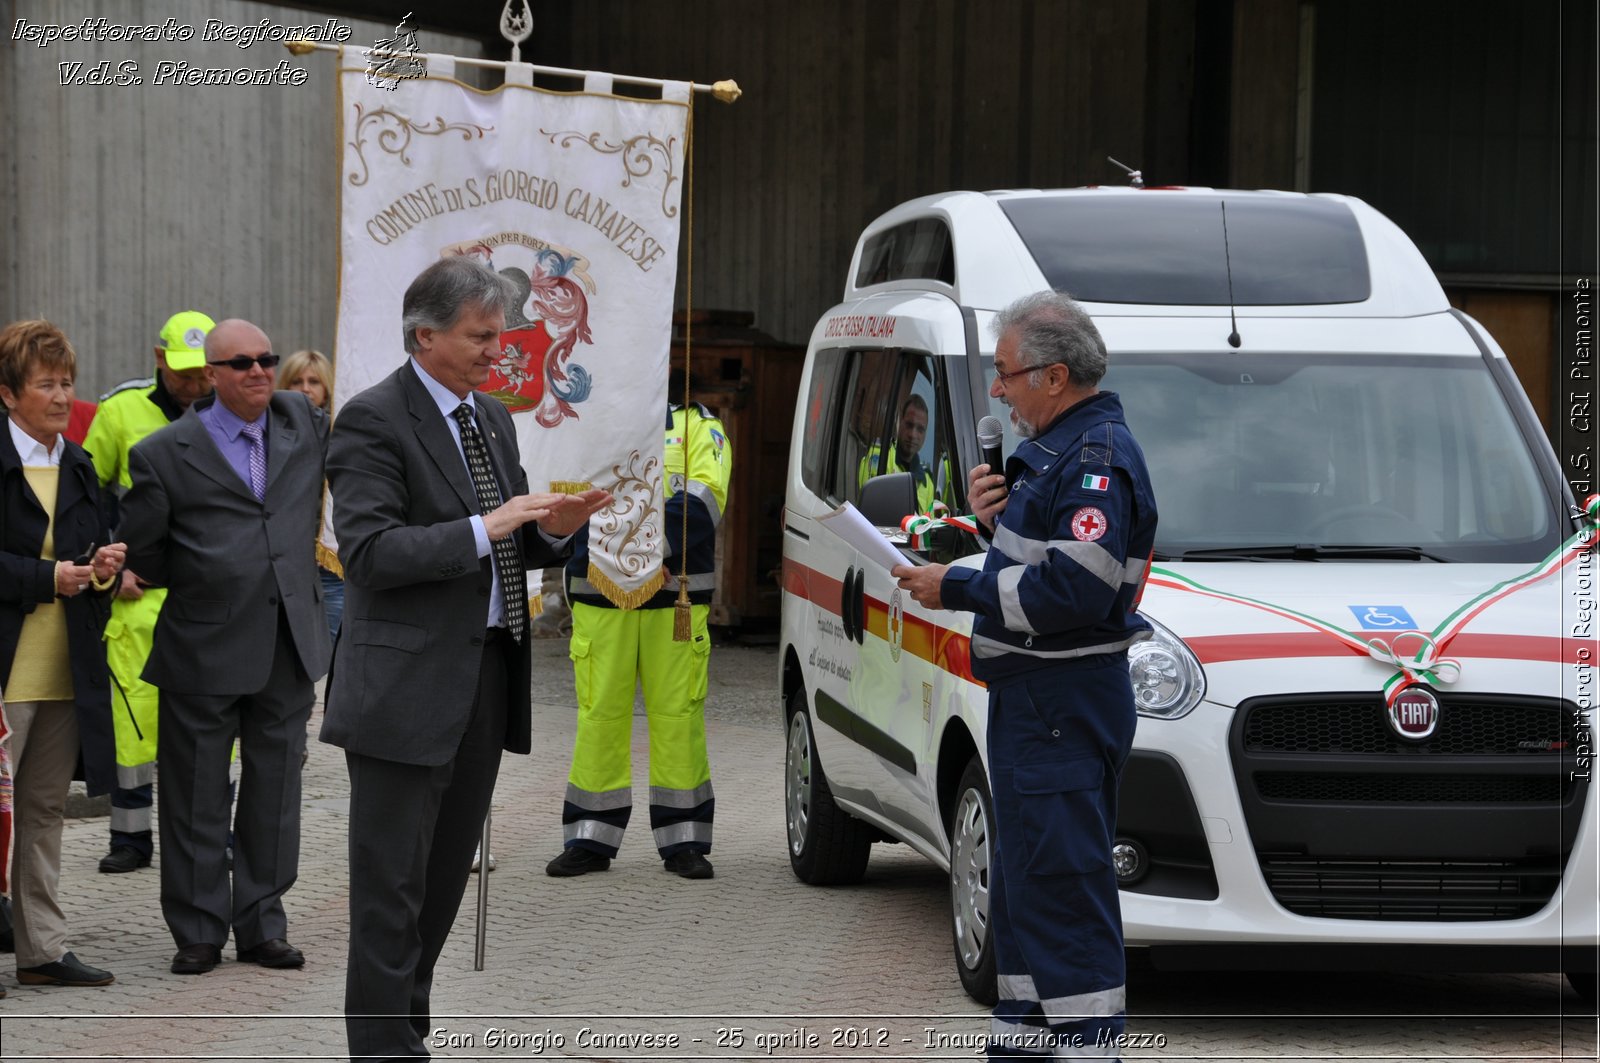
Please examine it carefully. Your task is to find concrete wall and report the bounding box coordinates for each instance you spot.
[0,0,484,397]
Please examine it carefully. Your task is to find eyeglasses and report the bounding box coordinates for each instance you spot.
[207,354,280,372]
[991,361,1042,387]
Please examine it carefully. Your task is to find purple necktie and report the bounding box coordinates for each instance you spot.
[241,420,267,501]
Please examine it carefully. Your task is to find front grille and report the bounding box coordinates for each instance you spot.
[1258,854,1564,920]
[1242,694,1578,756]
[1231,693,1587,922]
[1255,771,1572,804]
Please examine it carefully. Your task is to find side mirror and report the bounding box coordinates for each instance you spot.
[859,471,917,527]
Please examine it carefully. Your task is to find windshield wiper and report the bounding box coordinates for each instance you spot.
[1177,544,1449,562]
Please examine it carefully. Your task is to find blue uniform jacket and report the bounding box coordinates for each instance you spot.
[941,391,1158,683]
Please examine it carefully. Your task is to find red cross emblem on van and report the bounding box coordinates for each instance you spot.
[1387,687,1440,741]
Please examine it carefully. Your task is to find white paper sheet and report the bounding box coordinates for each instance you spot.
[817,502,919,571]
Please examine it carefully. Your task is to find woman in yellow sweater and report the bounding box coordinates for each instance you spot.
[0,320,125,992]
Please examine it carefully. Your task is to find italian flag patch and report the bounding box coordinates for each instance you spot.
[1082,473,1110,492]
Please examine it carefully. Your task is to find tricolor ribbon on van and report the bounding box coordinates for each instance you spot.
[900,504,982,549]
[1149,494,1600,706]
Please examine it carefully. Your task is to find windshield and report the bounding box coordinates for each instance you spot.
[982,353,1563,562]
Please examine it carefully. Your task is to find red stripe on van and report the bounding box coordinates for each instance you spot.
[1186,631,1570,665]
[782,558,979,684]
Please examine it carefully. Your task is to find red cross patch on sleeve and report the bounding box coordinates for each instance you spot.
[1071,506,1108,542]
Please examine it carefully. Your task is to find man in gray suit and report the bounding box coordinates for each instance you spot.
[323,257,608,1061]
[118,319,331,976]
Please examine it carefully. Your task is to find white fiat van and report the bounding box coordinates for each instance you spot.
[779,187,1596,1005]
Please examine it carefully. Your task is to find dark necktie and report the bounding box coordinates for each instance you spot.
[452,403,525,642]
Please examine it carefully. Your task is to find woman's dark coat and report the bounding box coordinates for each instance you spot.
[0,423,117,795]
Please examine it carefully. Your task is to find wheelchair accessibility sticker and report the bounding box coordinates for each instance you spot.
[1348,605,1417,630]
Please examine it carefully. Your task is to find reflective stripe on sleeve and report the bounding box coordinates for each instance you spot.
[992,524,1124,592]
[997,566,1039,635]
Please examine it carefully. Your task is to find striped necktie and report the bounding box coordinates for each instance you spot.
[452,403,525,642]
[241,420,267,502]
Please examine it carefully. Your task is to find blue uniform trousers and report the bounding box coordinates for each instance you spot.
[985,655,1135,1059]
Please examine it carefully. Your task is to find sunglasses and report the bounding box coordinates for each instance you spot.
[207,354,280,372]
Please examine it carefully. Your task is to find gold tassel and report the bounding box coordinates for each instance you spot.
[672,583,692,642]
[585,560,665,610]
[315,541,345,578]
[528,592,544,618]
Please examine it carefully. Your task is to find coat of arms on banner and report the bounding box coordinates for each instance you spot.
[446,235,598,427]
[336,63,692,609]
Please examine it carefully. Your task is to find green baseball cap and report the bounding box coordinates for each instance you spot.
[157,310,216,371]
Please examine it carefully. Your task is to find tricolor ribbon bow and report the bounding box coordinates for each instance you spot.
[900,503,981,549]
[1579,493,1600,536]
[1366,631,1463,705]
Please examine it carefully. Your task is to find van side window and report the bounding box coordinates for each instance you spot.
[834,350,904,505]
[800,347,846,497]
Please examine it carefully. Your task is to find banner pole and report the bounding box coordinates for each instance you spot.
[285,39,741,103]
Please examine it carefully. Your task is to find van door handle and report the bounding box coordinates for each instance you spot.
[852,567,867,644]
[840,565,856,642]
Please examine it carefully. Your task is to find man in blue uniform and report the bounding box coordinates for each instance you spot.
[894,290,1157,1058]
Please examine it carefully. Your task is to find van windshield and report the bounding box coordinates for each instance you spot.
[982,353,1563,563]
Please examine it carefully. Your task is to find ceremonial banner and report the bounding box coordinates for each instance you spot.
[336,53,689,606]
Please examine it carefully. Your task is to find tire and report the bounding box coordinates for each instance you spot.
[1568,971,1598,1013]
[785,689,873,884]
[950,753,998,1006]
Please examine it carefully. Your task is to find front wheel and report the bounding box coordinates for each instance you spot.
[950,753,997,1005]
[785,688,872,884]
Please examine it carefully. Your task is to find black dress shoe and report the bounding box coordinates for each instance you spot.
[545,847,611,877]
[663,850,715,879]
[237,938,304,968]
[98,846,151,874]
[18,951,115,986]
[170,943,221,975]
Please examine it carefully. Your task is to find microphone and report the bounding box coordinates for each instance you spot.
[977,415,1006,490]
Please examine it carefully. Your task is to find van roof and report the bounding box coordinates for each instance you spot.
[846,188,1450,319]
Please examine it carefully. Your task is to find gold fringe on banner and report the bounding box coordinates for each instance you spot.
[529,592,544,618]
[586,561,665,610]
[316,541,344,578]
[550,480,595,495]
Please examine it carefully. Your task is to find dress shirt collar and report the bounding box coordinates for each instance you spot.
[410,358,478,421]
[204,396,268,442]
[8,416,64,466]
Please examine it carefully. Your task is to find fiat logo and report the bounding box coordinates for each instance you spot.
[1388,687,1440,740]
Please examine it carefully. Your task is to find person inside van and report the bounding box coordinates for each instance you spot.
[858,393,935,512]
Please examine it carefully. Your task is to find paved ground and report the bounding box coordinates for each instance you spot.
[3,637,1596,1061]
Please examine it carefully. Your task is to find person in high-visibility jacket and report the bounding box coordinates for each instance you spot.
[547,402,730,880]
[82,310,215,874]
[858,393,936,512]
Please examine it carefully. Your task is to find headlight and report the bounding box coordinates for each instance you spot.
[1127,617,1205,720]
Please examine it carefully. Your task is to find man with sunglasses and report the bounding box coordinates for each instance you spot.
[83,311,217,877]
[118,319,331,976]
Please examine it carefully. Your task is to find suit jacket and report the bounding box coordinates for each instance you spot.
[320,364,565,767]
[118,392,332,695]
[0,425,117,794]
